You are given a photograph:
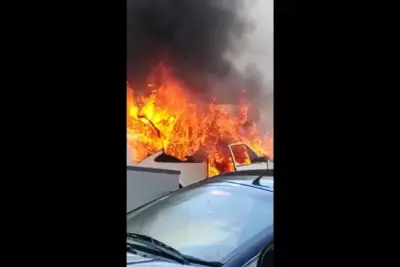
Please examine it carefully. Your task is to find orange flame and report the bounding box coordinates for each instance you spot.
[127,64,273,176]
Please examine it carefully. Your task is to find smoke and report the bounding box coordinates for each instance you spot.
[233,0,274,136]
[127,0,272,132]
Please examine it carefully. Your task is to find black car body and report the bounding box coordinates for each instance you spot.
[127,169,274,266]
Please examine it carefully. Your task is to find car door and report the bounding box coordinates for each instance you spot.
[228,143,271,171]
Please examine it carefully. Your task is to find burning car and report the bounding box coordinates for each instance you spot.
[128,141,273,187]
[127,64,273,186]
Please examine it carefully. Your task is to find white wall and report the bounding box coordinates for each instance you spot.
[127,166,180,213]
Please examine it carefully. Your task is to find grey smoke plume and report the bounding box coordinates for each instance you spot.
[127,0,263,101]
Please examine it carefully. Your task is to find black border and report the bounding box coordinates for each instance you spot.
[17,1,129,266]
[274,3,400,267]
[11,1,398,266]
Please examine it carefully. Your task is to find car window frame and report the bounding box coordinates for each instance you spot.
[257,243,274,267]
[239,241,274,267]
[242,254,259,267]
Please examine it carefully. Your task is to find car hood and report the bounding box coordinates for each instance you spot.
[126,252,185,266]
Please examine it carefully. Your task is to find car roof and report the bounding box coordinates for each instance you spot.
[208,169,274,192]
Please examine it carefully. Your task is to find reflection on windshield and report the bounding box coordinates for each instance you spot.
[127,183,273,262]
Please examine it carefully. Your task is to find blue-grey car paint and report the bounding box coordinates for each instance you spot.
[127,170,274,266]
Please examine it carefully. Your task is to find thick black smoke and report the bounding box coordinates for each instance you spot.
[127,0,264,103]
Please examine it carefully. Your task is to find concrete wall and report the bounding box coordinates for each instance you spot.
[127,166,180,213]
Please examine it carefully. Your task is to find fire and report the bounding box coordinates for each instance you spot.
[127,64,273,176]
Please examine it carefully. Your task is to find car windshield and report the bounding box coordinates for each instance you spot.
[127,182,273,263]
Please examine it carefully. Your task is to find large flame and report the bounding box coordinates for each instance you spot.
[127,64,273,176]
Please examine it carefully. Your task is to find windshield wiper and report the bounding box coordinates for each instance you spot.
[127,233,223,267]
[127,233,188,264]
[126,243,138,254]
[181,255,223,267]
